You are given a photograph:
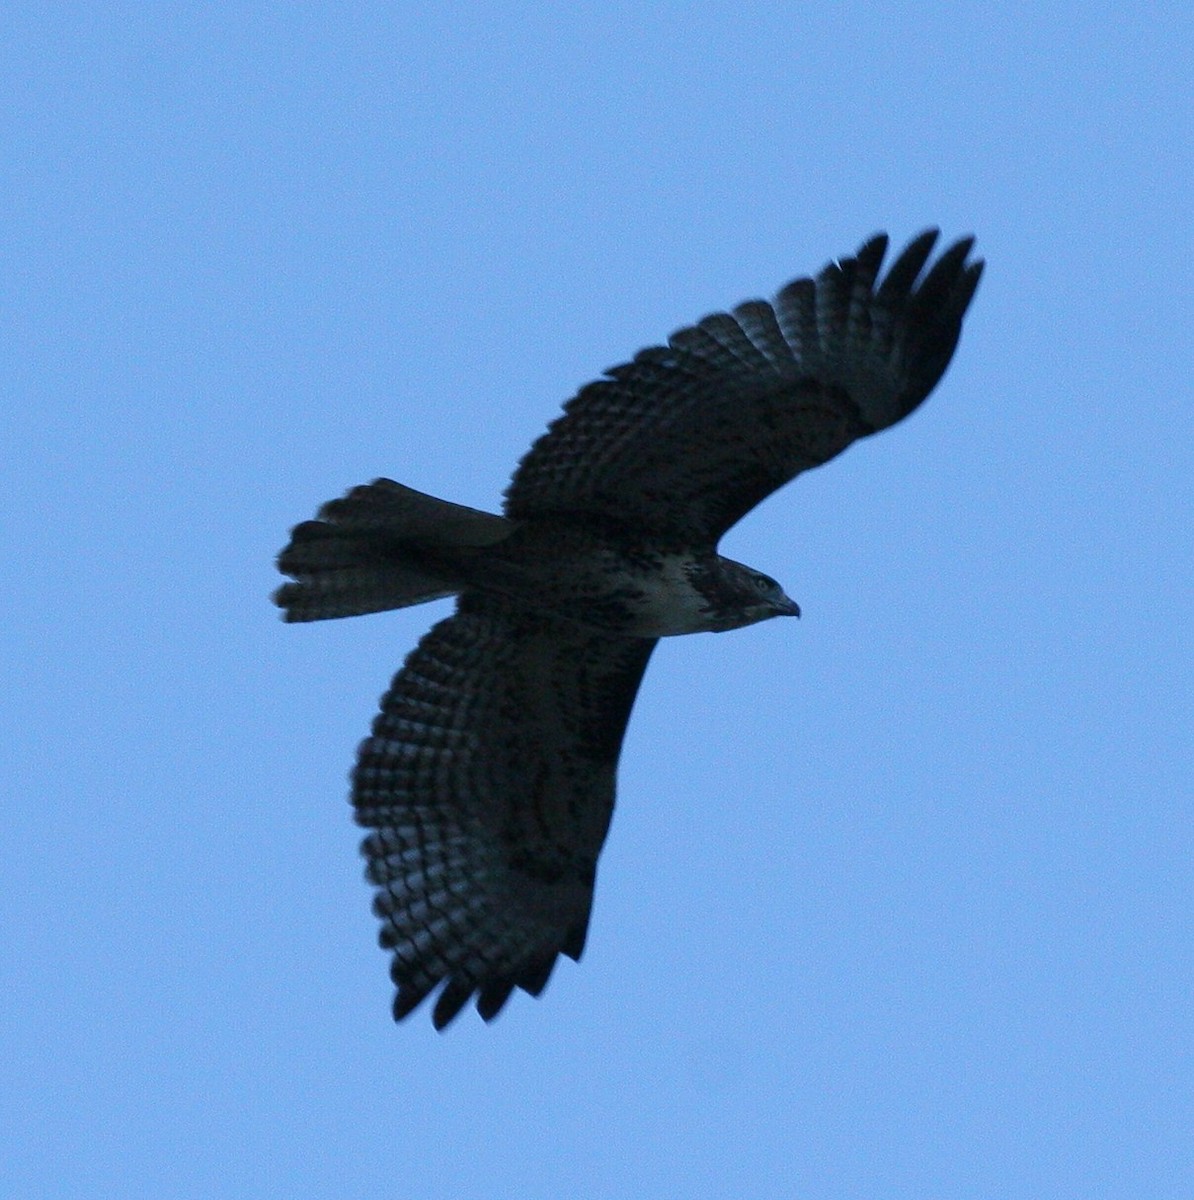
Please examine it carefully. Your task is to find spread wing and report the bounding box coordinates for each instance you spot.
[352,593,656,1029]
[504,230,983,545]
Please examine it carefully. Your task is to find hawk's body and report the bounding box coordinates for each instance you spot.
[276,231,983,1028]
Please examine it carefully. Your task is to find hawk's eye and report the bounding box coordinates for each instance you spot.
[753,572,779,593]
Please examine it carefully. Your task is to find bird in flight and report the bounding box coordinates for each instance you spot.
[275,230,983,1029]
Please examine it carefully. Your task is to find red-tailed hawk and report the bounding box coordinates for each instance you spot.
[276,230,983,1028]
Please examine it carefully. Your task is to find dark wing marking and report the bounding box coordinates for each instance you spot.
[504,231,983,544]
[352,593,656,1029]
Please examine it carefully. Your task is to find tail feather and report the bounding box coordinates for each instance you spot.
[314,478,512,545]
[274,480,514,623]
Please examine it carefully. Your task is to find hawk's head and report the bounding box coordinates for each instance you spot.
[695,557,801,632]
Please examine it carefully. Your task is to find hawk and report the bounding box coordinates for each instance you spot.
[275,230,983,1029]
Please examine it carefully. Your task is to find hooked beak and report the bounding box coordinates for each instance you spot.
[773,593,801,618]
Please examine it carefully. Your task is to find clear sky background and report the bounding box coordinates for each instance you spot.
[4,4,1191,1198]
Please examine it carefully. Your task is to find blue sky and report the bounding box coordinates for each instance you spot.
[4,4,1191,1197]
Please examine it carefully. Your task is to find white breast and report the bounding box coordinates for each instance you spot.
[616,554,718,637]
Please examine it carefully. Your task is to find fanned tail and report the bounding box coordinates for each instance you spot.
[274,479,514,622]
